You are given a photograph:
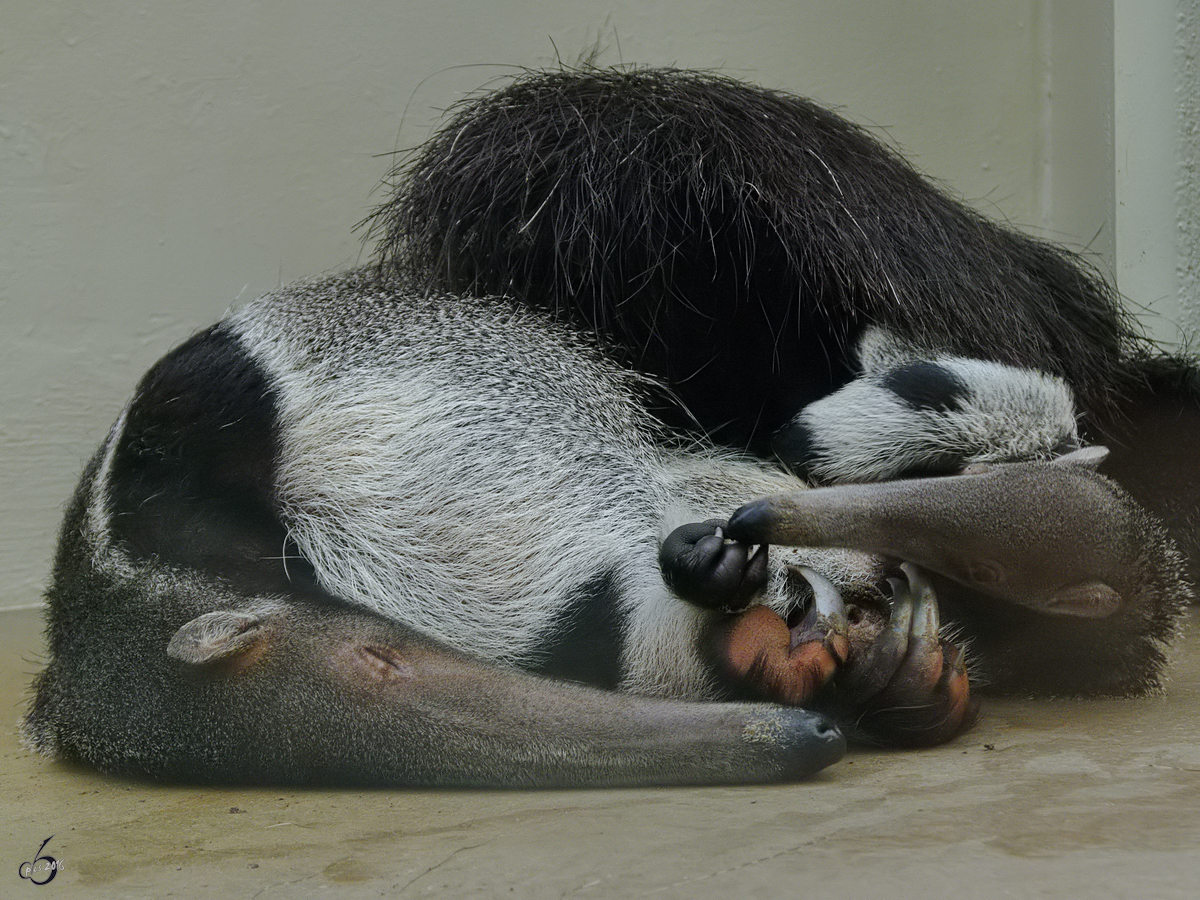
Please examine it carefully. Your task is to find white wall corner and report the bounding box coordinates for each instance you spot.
[1114,0,1197,347]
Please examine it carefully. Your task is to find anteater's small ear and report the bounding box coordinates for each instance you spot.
[167,609,267,665]
[958,462,994,476]
[1051,446,1109,470]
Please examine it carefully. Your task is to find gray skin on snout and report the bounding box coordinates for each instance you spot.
[727,450,1143,618]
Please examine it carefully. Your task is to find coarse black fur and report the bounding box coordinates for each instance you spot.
[365,65,1200,584]
[367,66,1142,452]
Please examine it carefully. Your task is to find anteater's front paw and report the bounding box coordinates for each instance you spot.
[822,564,977,747]
[660,519,768,612]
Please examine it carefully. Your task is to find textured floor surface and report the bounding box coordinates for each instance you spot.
[3,604,1198,899]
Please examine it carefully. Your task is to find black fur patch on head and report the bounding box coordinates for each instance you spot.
[771,421,822,482]
[882,362,970,413]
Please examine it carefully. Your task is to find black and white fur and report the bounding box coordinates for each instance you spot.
[778,327,1080,483]
[24,68,1196,788]
[23,270,866,786]
[370,68,1138,454]
[24,268,1189,787]
[372,67,1200,584]
[220,274,855,696]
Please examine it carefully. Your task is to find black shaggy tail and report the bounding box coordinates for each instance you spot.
[366,67,1144,449]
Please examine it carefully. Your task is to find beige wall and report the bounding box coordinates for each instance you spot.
[0,1,1160,608]
[1114,0,1200,346]
[1171,0,1200,343]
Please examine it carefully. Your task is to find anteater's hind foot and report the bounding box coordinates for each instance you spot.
[822,564,976,747]
[701,563,974,747]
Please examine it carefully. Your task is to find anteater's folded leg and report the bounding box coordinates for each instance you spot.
[690,559,973,747]
[815,564,975,747]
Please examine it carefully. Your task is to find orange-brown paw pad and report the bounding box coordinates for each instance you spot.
[716,566,850,706]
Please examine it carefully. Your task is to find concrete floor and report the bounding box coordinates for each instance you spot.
[3,605,1199,899]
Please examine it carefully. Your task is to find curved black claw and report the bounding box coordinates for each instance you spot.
[660,519,769,611]
[789,566,850,659]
